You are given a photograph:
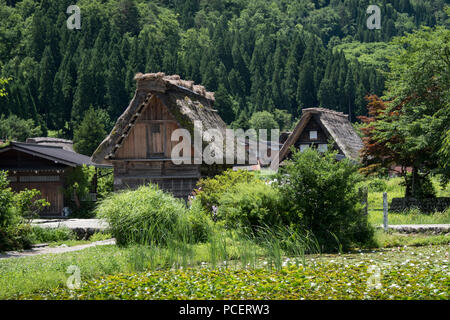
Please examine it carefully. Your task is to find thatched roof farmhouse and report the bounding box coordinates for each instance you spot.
[92,72,228,198]
[276,108,363,167]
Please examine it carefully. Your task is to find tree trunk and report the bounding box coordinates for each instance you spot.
[73,188,81,209]
[412,166,418,199]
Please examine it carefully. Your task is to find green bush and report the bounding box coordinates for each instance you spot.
[96,184,207,246]
[402,173,436,199]
[64,166,113,218]
[277,148,374,252]
[29,227,76,244]
[367,178,388,192]
[194,169,257,216]
[89,232,113,242]
[217,182,285,234]
[187,199,214,243]
[0,171,49,251]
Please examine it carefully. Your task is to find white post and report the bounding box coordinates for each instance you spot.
[383,192,388,232]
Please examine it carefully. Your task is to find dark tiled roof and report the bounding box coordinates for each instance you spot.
[2,142,112,168]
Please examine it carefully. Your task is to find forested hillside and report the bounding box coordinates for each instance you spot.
[0,0,448,139]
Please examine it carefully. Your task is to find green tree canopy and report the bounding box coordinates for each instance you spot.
[0,115,42,142]
[249,111,279,132]
[360,25,450,197]
[73,106,108,156]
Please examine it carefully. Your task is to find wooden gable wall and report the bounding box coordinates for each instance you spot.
[111,95,200,198]
[291,115,344,155]
[293,116,329,147]
[116,95,182,160]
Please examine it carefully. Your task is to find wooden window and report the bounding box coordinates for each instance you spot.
[300,144,309,152]
[310,130,318,140]
[318,144,328,153]
[151,124,160,133]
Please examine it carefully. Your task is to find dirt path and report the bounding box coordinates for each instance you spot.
[0,239,116,260]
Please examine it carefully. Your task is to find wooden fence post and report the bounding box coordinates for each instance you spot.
[383,192,388,232]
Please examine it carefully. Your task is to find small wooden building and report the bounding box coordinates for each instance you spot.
[0,141,111,217]
[276,108,363,167]
[92,72,228,198]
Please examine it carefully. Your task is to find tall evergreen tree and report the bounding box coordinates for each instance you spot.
[73,106,107,156]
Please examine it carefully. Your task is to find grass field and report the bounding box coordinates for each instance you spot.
[365,176,450,225]
[368,210,450,225]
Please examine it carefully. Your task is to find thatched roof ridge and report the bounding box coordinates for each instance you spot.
[26,137,74,152]
[91,73,225,164]
[278,108,363,163]
[134,72,215,101]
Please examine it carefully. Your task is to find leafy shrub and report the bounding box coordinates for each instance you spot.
[65,166,113,218]
[0,171,16,228]
[0,171,49,251]
[29,227,76,244]
[187,199,214,243]
[217,182,285,234]
[96,184,205,246]
[97,169,114,199]
[402,173,436,199]
[194,169,257,215]
[277,148,374,252]
[14,189,50,220]
[367,178,388,192]
[89,232,113,242]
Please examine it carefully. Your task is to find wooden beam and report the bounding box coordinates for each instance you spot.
[136,119,178,124]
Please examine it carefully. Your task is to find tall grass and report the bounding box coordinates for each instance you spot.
[97,185,200,246]
[29,226,76,243]
[95,183,324,271]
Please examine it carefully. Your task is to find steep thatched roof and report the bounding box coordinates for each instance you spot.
[91,73,227,164]
[278,108,363,162]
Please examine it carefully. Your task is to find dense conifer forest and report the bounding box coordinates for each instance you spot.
[0,0,448,139]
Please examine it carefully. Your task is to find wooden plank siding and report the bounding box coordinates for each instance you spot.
[115,96,181,159]
[9,176,64,216]
[292,114,344,156]
[294,116,329,147]
[112,95,201,198]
